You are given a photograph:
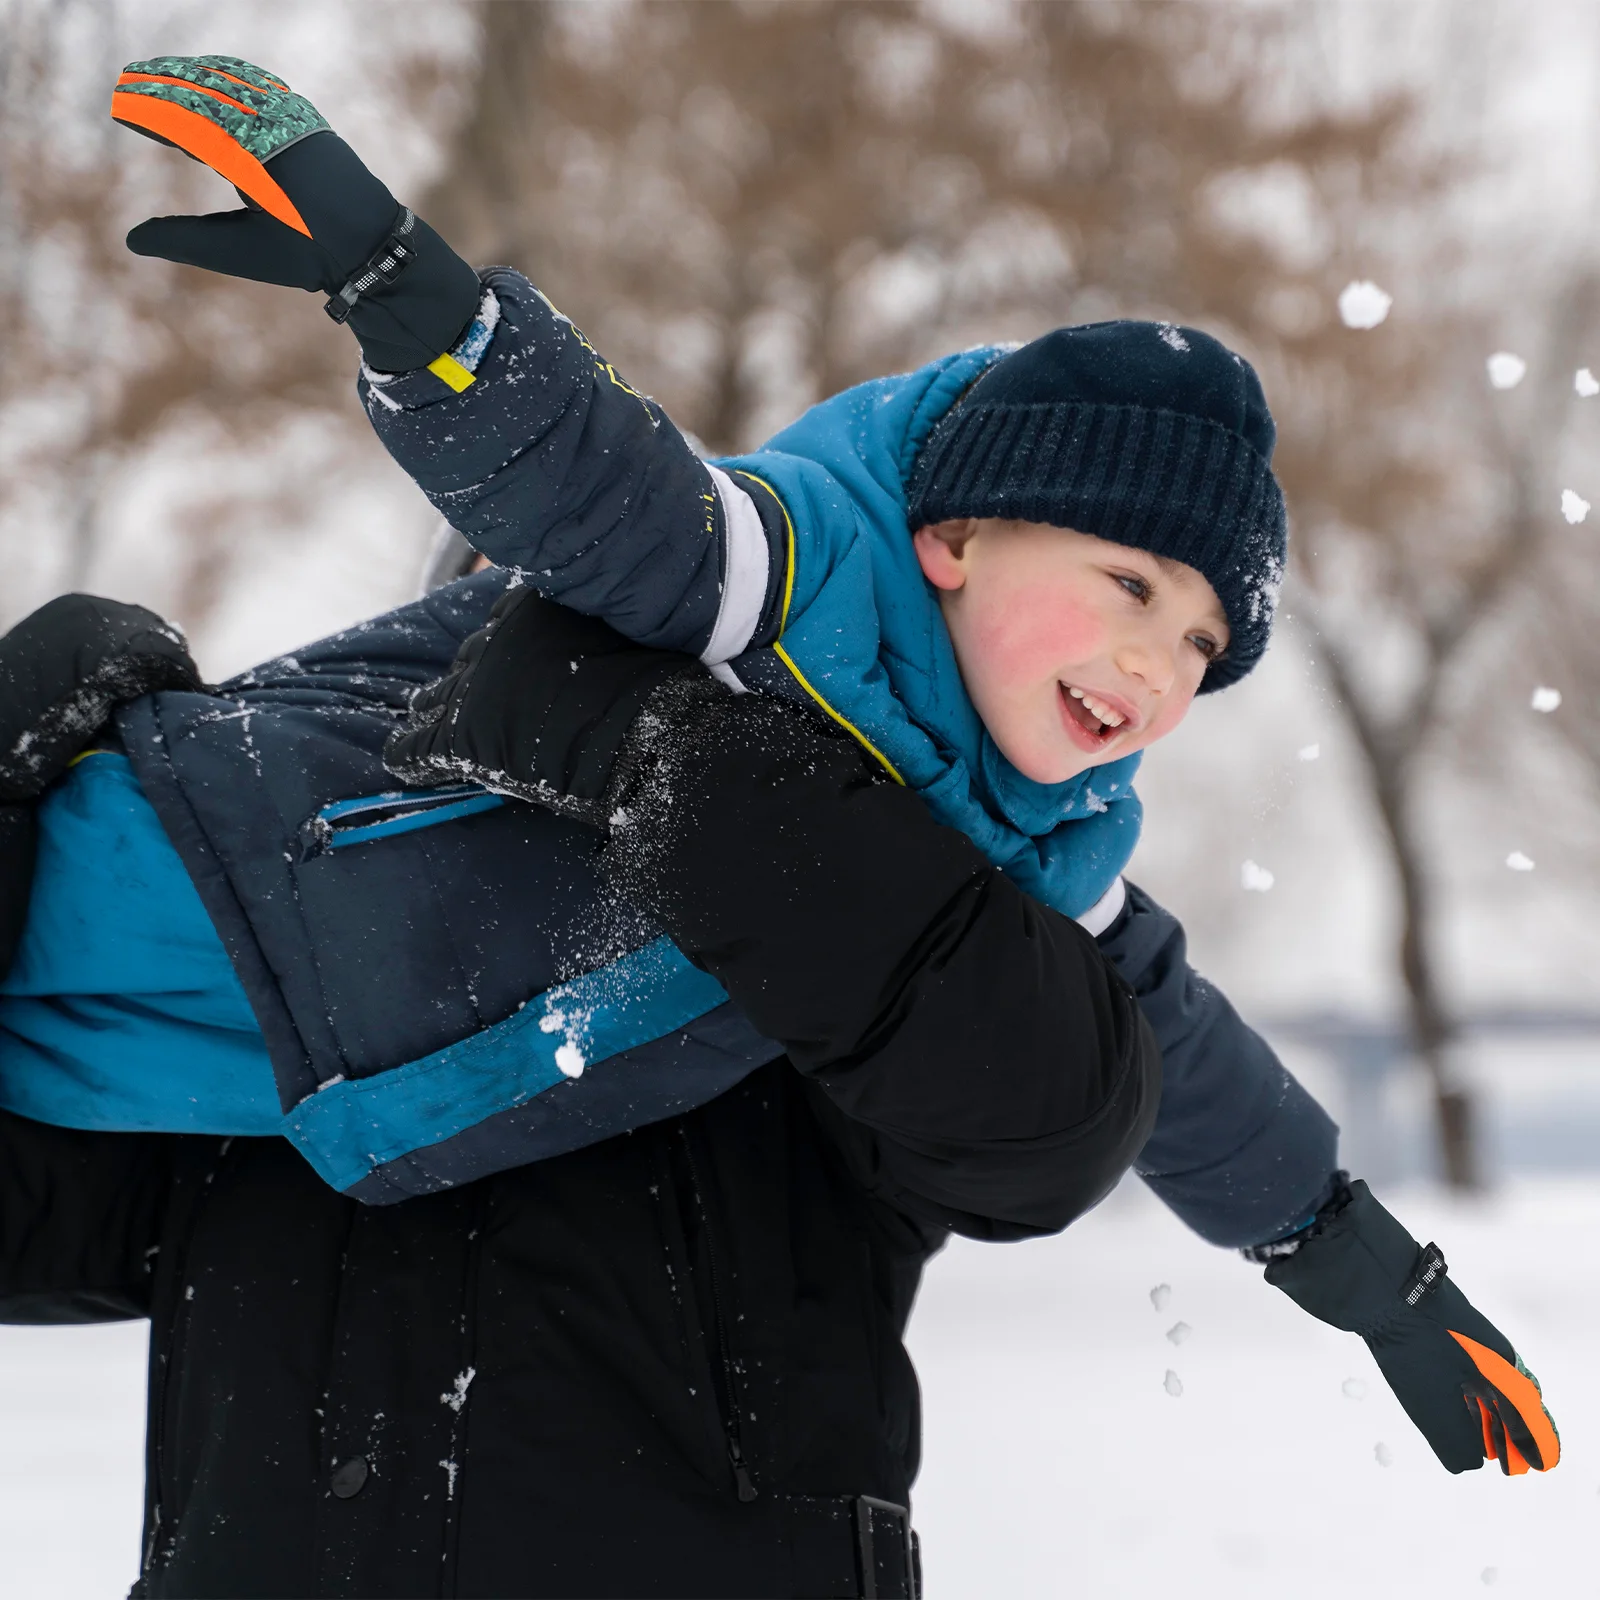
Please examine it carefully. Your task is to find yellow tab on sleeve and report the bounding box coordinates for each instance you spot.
[427,352,476,393]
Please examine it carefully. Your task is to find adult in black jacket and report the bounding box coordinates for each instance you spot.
[0,614,1159,1598]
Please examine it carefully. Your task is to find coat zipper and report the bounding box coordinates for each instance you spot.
[677,1125,758,1502]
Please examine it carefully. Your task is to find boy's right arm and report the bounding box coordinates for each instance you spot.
[356,270,786,658]
[112,56,782,661]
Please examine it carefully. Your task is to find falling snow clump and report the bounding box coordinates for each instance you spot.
[1163,1370,1184,1398]
[1149,1283,1172,1312]
[1297,743,1321,762]
[1486,352,1526,390]
[1165,1321,1192,1346]
[1577,368,1600,398]
[1240,860,1275,892]
[1481,1570,1498,1587]
[1561,489,1590,524]
[1530,686,1562,713]
[1342,1378,1368,1401]
[1506,851,1535,872]
[1374,1442,1394,1467]
[1338,280,1392,329]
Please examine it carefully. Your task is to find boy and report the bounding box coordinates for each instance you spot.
[0,55,1557,1490]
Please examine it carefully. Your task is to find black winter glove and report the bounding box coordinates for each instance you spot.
[112,56,482,379]
[384,588,713,823]
[0,594,202,802]
[1266,1179,1560,1475]
[0,593,201,979]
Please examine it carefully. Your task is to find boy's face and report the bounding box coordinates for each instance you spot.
[913,518,1230,785]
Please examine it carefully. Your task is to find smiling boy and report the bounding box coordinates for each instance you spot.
[0,59,1559,1556]
[914,519,1227,779]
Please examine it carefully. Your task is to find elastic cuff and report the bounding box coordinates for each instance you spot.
[1240,1170,1352,1262]
[361,283,502,401]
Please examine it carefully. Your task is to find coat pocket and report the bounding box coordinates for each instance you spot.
[296,785,504,861]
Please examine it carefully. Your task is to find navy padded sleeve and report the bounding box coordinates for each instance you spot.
[1102,881,1340,1248]
[357,270,741,654]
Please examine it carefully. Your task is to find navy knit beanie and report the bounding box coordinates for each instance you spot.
[906,321,1287,690]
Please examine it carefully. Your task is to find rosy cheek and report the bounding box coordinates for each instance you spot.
[1141,683,1198,745]
[967,587,1106,686]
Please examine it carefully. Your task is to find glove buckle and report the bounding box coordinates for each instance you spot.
[1402,1242,1448,1306]
[324,208,418,324]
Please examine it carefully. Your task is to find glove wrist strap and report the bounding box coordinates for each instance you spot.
[324,208,417,324]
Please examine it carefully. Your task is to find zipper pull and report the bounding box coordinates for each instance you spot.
[728,1438,758,1502]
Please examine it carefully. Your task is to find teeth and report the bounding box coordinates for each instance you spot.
[1067,685,1125,728]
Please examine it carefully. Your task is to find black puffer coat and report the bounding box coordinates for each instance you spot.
[2,687,1160,1598]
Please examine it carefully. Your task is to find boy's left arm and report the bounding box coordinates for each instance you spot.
[1104,882,1559,1477]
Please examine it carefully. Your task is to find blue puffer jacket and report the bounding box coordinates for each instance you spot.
[0,269,1338,1242]
[365,277,1137,920]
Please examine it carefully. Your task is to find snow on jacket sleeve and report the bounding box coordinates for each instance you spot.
[1100,881,1341,1249]
[357,271,786,660]
[605,688,1162,1242]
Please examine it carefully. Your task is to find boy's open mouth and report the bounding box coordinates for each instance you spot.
[1058,682,1129,750]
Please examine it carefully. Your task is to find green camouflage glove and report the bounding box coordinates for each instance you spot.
[1266,1180,1561,1476]
[112,55,481,380]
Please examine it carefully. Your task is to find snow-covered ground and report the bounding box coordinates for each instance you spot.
[1,1175,1591,1598]
[909,1175,1598,1599]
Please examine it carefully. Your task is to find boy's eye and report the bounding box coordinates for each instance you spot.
[1189,633,1222,662]
[1114,573,1150,602]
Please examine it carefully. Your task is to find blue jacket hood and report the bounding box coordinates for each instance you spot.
[719,349,1142,920]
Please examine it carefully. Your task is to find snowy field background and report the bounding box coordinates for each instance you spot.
[0,1170,1593,1599]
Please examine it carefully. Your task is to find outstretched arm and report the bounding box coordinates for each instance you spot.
[112,55,786,659]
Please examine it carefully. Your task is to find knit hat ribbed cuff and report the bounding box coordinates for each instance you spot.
[907,400,1287,690]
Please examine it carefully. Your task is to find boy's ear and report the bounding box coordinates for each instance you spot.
[913,519,976,591]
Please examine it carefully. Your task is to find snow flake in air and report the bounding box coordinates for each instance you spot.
[1338,280,1392,330]
[1485,352,1526,390]
[1165,1321,1192,1346]
[555,1043,586,1078]
[1480,1570,1498,1588]
[1297,743,1321,762]
[1163,1370,1184,1398]
[1341,1377,1368,1400]
[1374,1442,1394,1467]
[1240,860,1275,892]
[1576,368,1600,398]
[1530,686,1562,713]
[1561,489,1590,524]
[1505,851,1535,872]
[1149,1283,1171,1312]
